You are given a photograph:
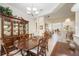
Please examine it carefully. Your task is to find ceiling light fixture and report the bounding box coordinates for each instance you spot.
[26,4,40,18]
[27,7,31,11]
[27,11,31,14]
[33,7,37,11]
[35,11,39,14]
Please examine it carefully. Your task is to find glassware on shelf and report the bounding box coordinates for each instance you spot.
[13,21,18,35]
[3,20,11,36]
[19,24,24,35]
[0,18,1,38]
[25,24,29,34]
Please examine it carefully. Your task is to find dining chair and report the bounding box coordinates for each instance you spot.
[2,36,21,56]
[9,35,28,56]
[29,37,48,56]
[7,35,28,56]
[2,37,14,56]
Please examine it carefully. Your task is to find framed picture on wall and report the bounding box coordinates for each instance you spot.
[40,25,43,30]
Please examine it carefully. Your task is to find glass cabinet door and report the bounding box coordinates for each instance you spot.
[3,18,11,37]
[13,21,18,35]
[25,23,29,34]
[19,23,24,35]
[0,17,1,38]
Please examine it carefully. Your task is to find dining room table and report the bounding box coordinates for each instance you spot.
[10,36,43,56]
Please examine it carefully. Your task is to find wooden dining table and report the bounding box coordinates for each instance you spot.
[10,36,42,56]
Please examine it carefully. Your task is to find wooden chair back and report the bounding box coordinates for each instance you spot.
[37,37,48,56]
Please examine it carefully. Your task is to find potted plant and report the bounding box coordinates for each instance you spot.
[4,7,13,16]
[0,6,13,16]
[0,6,5,14]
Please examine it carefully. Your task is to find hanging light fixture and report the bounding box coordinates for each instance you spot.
[33,7,37,11]
[26,4,39,18]
[26,7,31,11]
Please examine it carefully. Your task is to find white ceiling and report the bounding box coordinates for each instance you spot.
[0,3,75,21]
[45,3,75,23]
[7,3,60,19]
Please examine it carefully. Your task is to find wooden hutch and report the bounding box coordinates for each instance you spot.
[0,14,29,55]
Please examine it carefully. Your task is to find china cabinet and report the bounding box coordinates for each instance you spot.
[0,14,29,55]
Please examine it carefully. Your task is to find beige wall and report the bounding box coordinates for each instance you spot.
[36,17,45,36]
[74,12,79,46]
[72,4,79,46]
[75,12,79,36]
[29,20,36,34]
[29,17,45,36]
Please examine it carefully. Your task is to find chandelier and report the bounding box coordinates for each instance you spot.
[26,5,39,18]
